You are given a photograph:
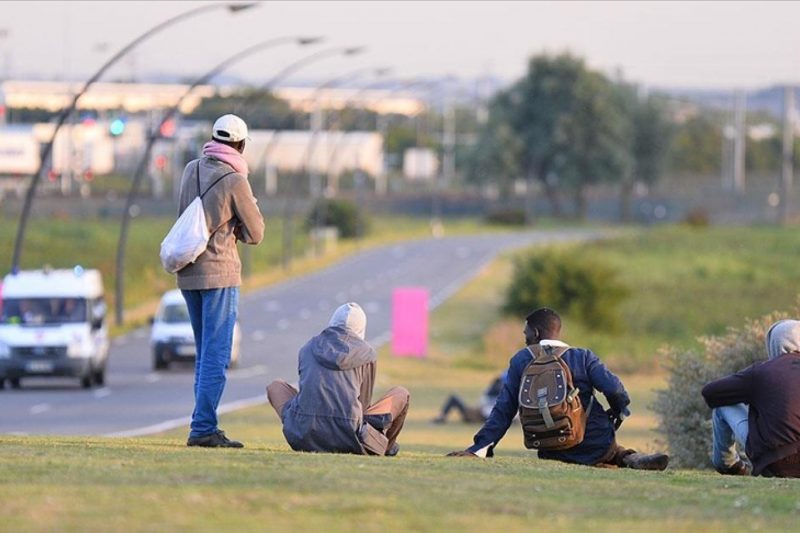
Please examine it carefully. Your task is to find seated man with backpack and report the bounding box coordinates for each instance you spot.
[266,302,410,456]
[447,307,669,470]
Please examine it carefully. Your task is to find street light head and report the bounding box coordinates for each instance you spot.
[227,2,259,13]
[344,46,366,56]
[298,36,324,46]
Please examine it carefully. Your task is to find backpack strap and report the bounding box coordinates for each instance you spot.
[195,161,236,199]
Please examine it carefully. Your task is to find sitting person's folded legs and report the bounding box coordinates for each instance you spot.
[266,379,298,419]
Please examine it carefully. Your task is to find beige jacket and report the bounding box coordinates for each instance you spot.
[176,156,264,290]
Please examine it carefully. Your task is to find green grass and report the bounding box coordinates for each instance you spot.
[503,224,800,371]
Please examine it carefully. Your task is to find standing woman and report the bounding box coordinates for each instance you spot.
[176,114,264,448]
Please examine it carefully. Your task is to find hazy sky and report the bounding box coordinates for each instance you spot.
[1,1,799,89]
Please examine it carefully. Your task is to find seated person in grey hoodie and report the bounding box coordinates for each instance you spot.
[266,302,410,456]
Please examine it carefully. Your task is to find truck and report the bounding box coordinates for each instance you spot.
[0,267,110,389]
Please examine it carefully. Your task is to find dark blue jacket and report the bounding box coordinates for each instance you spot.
[467,342,630,465]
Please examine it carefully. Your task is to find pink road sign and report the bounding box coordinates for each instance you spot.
[391,287,429,357]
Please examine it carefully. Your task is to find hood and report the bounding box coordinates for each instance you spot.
[765,320,800,360]
[309,326,376,371]
[328,302,366,340]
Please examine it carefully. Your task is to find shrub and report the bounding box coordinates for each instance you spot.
[485,208,527,226]
[652,310,788,468]
[683,207,711,228]
[503,249,629,331]
[305,199,369,239]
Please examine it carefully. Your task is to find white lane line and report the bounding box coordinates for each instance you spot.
[250,330,266,342]
[277,319,290,330]
[145,373,161,384]
[29,403,51,415]
[104,395,269,438]
[93,388,112,399]
[228,364,268,380]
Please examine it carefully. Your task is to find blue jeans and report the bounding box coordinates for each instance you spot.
[182,287,239,438]
[711,403,749,469]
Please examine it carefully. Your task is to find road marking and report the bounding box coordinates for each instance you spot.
[29,403,51,415]
[229,364,268,380]
[93,388,111,399]
[277,319,290,330]
[145,373,161,383]
[104,395,269,438]
[250,330,266,342]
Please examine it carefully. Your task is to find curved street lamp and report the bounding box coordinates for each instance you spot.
[113,35,320,325]
[10,1,258,273]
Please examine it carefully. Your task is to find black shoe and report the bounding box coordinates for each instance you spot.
[187,430,244,448]
[715,459,751,476]
[386,443,400,457]
[623,452,670,471]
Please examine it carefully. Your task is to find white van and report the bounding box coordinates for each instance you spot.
[150,289,240,371]
[0,267,109,389]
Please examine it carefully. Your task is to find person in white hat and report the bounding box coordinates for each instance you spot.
[267,302,411,456]
[176,113,264,448]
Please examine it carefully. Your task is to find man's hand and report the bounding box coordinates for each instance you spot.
[446,450,478,457]
[607,407,631,430]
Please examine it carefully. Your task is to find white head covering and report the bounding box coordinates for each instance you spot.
[328,302,367,340]
[765,319,800,360]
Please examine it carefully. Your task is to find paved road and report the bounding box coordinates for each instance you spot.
[0,229,597,436]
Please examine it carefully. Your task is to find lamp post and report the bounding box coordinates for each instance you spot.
[10,1,258,274]
[228,47,367,271]
[301,67,388,257]
[113,34,317,325]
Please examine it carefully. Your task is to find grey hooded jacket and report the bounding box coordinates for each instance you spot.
[281,326,376,453]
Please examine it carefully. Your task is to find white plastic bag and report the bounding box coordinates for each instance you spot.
[159,196,210,273]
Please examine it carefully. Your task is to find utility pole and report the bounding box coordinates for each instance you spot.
[732,90,746,195]
[780,85,795,224]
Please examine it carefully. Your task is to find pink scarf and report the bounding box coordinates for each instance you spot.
[202,141,249,176]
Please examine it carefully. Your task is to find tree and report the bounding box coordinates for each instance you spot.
[618,89,673,221]
[464,100,522,199]
[187,88,300,130]
[557,70,633,219]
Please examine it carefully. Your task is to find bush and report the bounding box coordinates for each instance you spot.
[305,199,369,239]
[652,310,788,468]
[683,207,711,228]
[503,249,629,331]
[485,208,527,226]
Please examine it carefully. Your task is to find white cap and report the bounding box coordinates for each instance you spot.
[328,302,367,340]
[212,114,249,142]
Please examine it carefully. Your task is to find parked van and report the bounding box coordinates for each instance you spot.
[0,267,109,389]
[150,289,240,371]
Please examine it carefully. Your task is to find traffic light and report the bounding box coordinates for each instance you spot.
[109,118,126,137]
[159,118,176,138]
[154,155,168,170]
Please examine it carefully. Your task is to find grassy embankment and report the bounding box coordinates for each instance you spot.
[2,225,800,531]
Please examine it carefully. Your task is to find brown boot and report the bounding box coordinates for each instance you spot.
[622,452,669,471]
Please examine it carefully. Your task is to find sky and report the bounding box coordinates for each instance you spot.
[1,1,799,90]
